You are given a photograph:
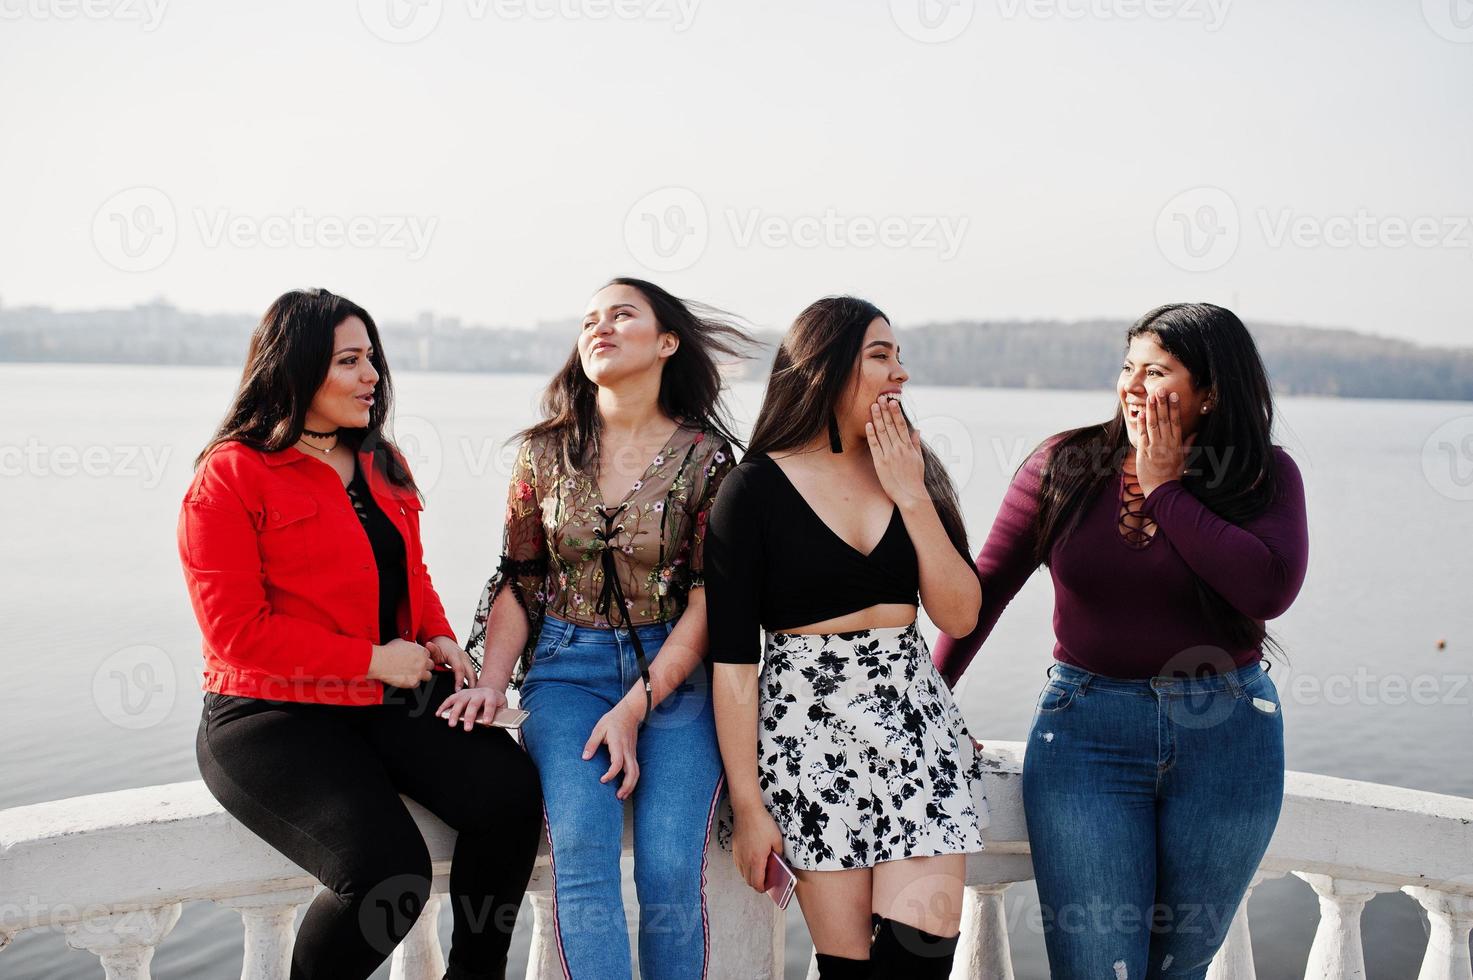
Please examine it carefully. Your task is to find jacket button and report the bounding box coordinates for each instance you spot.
[270,510,281,521]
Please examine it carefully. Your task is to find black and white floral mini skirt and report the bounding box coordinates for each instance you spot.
[756,622,988,871]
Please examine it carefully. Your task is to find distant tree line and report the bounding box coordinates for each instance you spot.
[2,301,1470,402]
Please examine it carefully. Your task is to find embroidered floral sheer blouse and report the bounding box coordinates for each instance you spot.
[467,423,734,686]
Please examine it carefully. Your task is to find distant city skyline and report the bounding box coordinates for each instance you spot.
[3,293,1472,353]
[8,296,1472,401]
[2,1,1469,345]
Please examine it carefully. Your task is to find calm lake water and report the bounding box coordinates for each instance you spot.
[2,363,1470,978]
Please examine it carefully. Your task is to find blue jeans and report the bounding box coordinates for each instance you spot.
[518,612,724,980]
[1022,660,1285,980]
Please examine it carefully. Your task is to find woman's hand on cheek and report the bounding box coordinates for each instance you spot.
[1134,391,1195,497]
[866,399,927,510]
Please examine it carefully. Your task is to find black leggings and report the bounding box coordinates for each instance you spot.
[196,669,543,980]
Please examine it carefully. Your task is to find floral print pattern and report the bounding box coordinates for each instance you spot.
[466,423,734,687]
[725,623,988,870]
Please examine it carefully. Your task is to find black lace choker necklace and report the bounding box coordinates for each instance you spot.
[302,427,340,439]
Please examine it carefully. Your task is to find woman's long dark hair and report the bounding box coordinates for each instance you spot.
[1033,302,1280,655]
[746,296,970,558]
[195,288,417,494]
[518,277,753,471]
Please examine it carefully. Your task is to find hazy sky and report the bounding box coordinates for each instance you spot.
[2,0,1470,344]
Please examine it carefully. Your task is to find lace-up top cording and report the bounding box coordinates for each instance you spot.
[466,423,735,687]
[1117,467,1159,548]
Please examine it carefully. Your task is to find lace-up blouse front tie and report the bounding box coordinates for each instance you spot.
[466,424,734,686]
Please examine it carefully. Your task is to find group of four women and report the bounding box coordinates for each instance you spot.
[179,278,1308,980]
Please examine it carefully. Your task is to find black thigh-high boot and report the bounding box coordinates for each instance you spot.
[867,916,959,979]
[815,952,873,978]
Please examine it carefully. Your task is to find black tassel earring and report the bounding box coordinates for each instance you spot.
[828,414,843,453]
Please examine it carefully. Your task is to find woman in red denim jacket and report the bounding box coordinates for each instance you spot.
[179,288,541,980]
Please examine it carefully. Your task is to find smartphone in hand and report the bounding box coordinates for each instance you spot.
[764,851,796,910]
[476,707,530,729]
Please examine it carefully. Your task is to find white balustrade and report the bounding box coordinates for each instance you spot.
[1205,870,1283,980]
[1404,887,1473,980]
[391,891,447,980]
[61,904,181,980]
[2,742,1470,978]
[215,887,314,980]
[1296,874,1398,980]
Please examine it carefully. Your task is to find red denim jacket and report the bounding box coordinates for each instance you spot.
[178,441,456,706]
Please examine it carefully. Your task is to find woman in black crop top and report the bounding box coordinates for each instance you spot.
[706,297,988,979]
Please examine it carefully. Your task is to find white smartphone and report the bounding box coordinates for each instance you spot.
[480,706,529,729]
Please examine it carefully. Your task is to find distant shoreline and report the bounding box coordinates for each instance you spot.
[5,359,1472,407]
[4,300,1472,402]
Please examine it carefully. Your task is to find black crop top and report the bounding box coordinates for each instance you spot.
[705,453,921,665]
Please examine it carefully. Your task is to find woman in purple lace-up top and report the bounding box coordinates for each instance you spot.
[933,303,1308,980]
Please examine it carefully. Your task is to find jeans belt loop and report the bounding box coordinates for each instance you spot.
[1226,665,1245,699]
[1074,669,1094,696]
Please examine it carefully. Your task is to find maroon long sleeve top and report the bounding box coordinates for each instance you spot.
[931,441,1309,684]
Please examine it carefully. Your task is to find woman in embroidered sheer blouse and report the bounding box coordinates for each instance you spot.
[438,277,752,980]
